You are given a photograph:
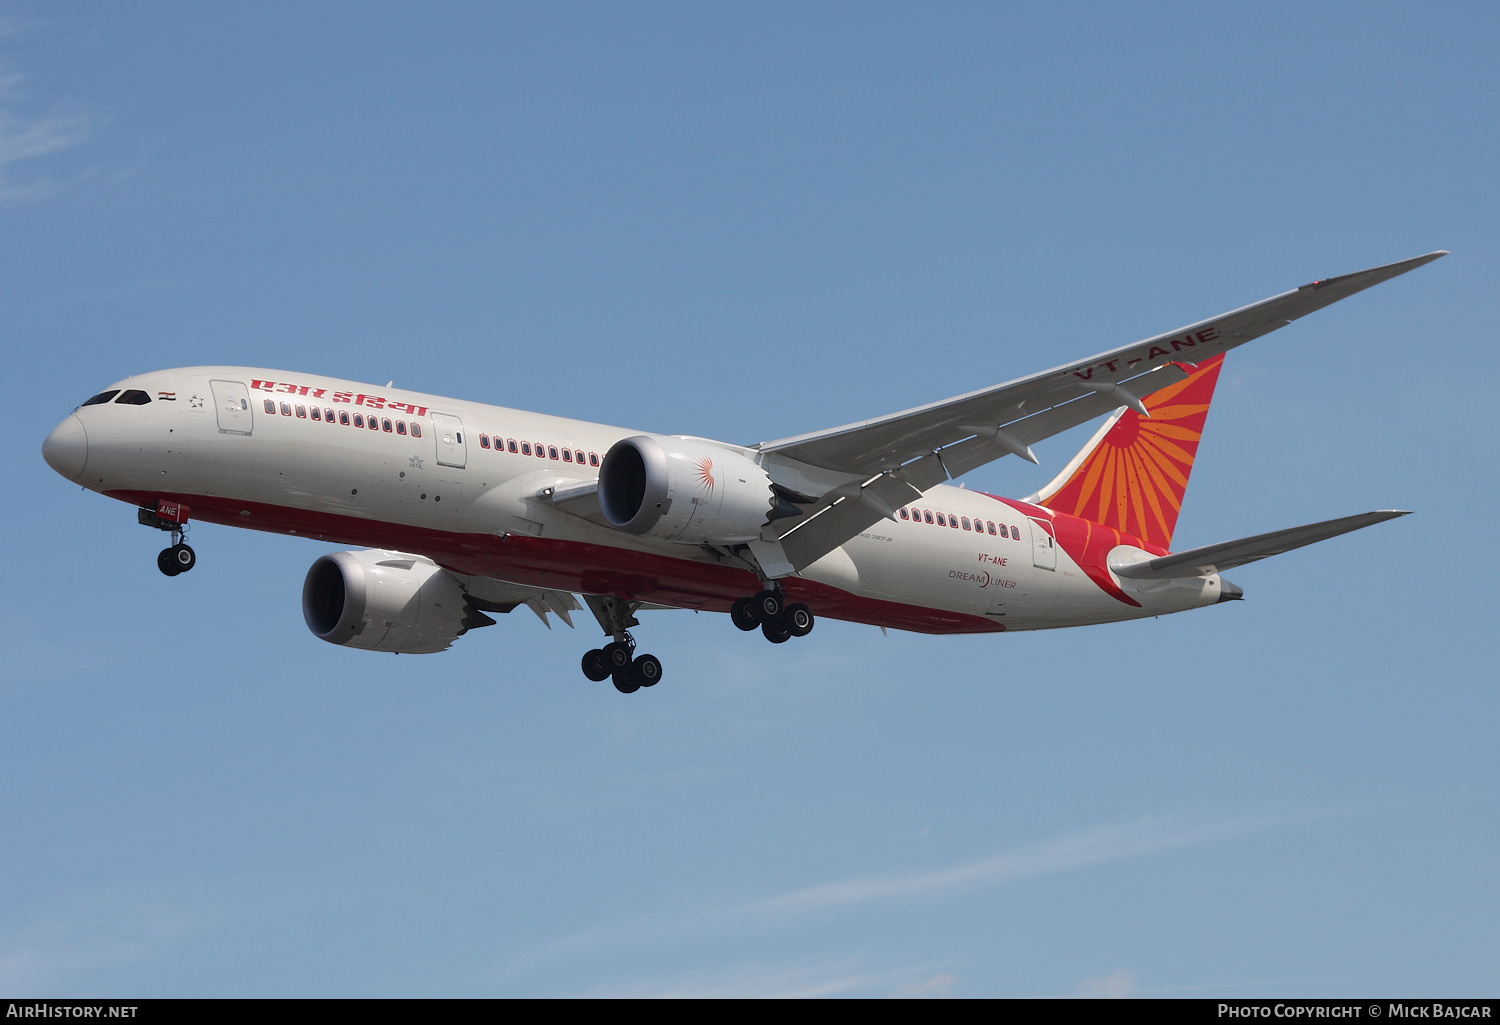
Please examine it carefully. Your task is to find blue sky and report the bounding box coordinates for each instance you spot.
[4,2,1496,997]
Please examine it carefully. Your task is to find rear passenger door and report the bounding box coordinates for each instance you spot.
[431,412,467,468]
[1030,518,1057,570]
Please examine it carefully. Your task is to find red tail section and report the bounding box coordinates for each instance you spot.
[1033,356,1224,550]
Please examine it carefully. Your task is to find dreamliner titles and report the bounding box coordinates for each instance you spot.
[950,569,1016,589]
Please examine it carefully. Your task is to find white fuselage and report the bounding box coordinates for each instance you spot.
[44,367,1228,637]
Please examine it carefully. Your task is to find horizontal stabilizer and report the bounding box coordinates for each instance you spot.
[1110,510,1410,580]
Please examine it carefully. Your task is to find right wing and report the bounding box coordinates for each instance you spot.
[761,252,1445,572]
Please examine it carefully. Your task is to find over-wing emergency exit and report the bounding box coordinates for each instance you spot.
[42,252,1444,692]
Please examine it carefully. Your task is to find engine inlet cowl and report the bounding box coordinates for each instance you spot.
[598,435,774,545]
[598,435,672,534]
[302,549,471,654]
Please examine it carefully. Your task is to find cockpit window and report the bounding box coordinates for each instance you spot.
[81,390,120,406]
[114,390,152,405]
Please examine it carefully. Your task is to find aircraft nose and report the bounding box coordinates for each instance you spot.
[42,414,88,481]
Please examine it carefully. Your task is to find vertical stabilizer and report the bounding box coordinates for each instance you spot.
[1030,355,1224,549]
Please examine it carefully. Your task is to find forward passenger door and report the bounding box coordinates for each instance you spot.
[210,380,253,435]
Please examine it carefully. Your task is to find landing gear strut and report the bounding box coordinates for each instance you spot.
[580,596,664,694]
[731,588,815,643]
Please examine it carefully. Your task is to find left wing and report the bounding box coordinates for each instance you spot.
[761,252,1444,572]
[457,574,583,628]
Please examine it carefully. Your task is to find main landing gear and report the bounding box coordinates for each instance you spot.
[580,637,662,694]
[139,505,196,577]
[731,588,814,644]
[580,596,663,694]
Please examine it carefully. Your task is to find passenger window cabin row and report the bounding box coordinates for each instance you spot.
[901,506,1022,540]
[259,400,601,467]
[478,435,600,467]
[264,398,423,437]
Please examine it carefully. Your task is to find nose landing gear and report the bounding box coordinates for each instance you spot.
[140,503,196,577]
[731,588,814,643]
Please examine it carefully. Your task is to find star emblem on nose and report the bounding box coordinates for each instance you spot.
[189,394,205,409]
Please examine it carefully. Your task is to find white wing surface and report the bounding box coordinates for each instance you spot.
[761,252,1444,571]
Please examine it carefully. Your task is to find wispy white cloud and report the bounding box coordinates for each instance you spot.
[0,32,96,205]
[891,972,958,998]
[500,806,1328,985]
[734,811,1299,921]
[0,887,219,992]
[1078,969,1136,998]
[0,113,94,202]
[587,957,958,999]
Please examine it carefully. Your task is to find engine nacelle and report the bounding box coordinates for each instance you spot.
[302,549,472,654]
[598,435,774,544]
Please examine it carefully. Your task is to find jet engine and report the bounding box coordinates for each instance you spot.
[302,549,484,654]
[598,435,775,545]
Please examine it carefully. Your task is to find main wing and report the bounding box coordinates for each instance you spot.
[760,252,1445,572]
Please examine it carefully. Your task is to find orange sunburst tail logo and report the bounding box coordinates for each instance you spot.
[1034,355,1224,550]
